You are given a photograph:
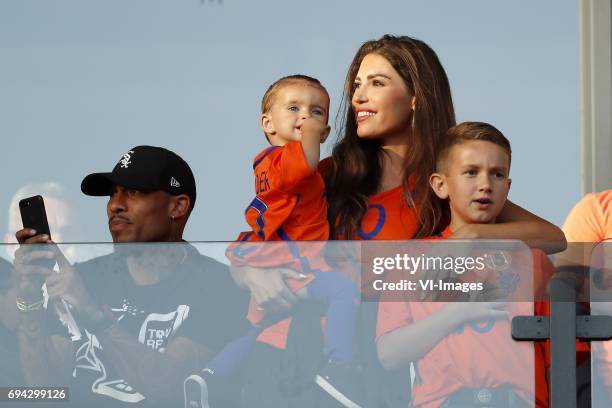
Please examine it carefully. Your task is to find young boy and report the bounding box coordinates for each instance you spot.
[186,75,361,408]
[376,122,553,408]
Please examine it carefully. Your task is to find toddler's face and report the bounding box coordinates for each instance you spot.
[436,140,511,229]
[263,84,329,146]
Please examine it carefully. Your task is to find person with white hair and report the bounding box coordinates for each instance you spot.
[12,147,248,407]
[4,182,77,262]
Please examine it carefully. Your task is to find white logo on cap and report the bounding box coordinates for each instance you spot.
[120,150,135,169]
[170,177,180,188]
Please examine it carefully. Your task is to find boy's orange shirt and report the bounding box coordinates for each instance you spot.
[248,158,422,349]
[376,228,553,408]
[228,142,329,349]
[241,141,329,243]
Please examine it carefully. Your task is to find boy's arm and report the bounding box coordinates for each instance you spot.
[451,200,567,254]
[376,302,507,370]
[300,118,330,171]
[377,304,456,370]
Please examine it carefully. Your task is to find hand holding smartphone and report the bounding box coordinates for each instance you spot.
[18,195,55,270]
[19,195,52,240]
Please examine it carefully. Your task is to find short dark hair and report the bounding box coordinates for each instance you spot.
[437,121,512,171]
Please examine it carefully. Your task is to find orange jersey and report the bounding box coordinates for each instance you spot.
[563,191,610,395]
[376,230,554,408]
[250,155,443,349]
[252,158,422,349]
[563,190,612,243]
[244,141,328,242]
[229,143,329,350]
[319,157,420,241]
[227,142,328,270]
[351,185,419,240]
[377,302,546,408]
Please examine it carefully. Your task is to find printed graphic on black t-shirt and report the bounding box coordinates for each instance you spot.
[137,305,189,352]
[54,246,249,406]
[72,301,190,403]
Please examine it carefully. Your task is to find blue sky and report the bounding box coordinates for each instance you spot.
[0,0,580,242]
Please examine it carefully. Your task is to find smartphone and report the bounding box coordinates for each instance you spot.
[18,195,56,271]
[19,195,52,239]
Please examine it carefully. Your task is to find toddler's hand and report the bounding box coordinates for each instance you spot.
[301,117,331,143]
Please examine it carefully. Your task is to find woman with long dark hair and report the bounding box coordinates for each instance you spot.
[326,34,563,243]
[235,35,564,407]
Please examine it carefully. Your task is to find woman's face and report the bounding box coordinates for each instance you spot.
[351,53,414,144]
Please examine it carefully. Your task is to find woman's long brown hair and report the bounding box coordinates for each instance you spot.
[326,35,456,239]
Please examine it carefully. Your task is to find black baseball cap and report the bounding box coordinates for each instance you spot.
[81,145,196,208]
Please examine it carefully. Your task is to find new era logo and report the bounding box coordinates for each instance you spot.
[170,177,181,188]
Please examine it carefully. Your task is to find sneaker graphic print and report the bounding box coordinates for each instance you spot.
[72,303,191,402]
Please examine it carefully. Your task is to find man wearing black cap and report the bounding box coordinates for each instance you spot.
[13,146,248,407]
[81,145,198,243]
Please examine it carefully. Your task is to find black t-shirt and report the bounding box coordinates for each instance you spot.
[0,257,20,385]
[0,257,22,387]
[0,256,12,293]
[56,243,248,407]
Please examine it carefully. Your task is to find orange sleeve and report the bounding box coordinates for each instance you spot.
[265,141,313,193]
[376,301,413,339]
[563,190,612,242]
[532,249,555,301]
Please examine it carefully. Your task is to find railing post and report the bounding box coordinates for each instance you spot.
[549,276,577,408]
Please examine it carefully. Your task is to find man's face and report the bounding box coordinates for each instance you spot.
[107,185,174,243]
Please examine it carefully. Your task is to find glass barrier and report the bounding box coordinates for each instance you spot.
[589,242,612,407]
[0,240,538,407]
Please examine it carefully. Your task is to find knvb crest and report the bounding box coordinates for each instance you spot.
[120,150,135,169]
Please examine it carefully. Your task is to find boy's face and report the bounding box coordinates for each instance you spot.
[262,84,329,146]
[430,140,511,231]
